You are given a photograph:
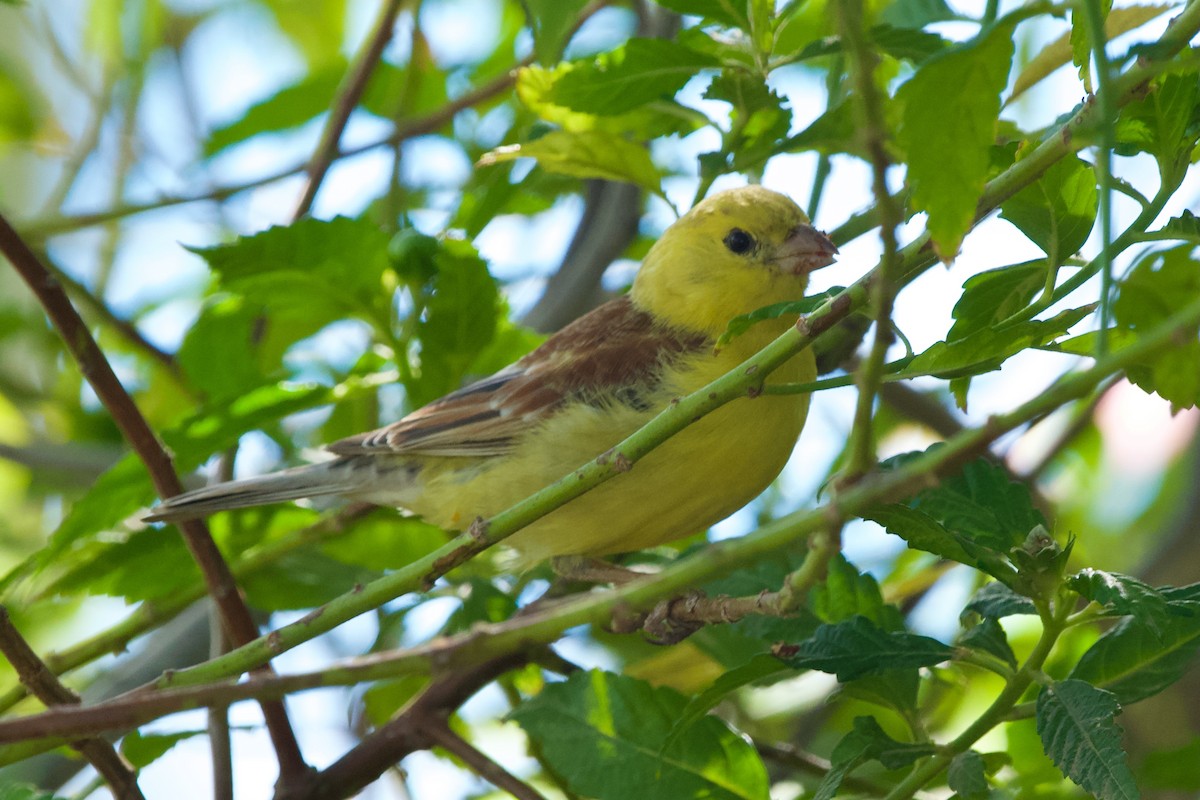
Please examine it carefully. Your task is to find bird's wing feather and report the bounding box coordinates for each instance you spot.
[326,296,708,458]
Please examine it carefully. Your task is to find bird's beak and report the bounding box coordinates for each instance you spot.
[777,224,838,275]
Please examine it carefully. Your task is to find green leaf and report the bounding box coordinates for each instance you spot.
[783,616,954,681]
[1068,568,1170,629]
[716,290,842,347]
[785,101,858,156]
[959,616,1018,668]
[1070,0,1112,92]
[871,25,952,62]
[510,670,769,800]
[320,512,447,571]
[1036,679,1138,800]
[122,729,208,769]
[860,503,976,566]
[879,0,957,28]
[478,130,664,196]
[809,554,903,630]
[523,0,590,63]
[896,25,1016,258]
[962,581,1038,620]
[0,786,67,800]
[701,72,792,176]
[1139,737,1200,792]
[999,156,1098,260]
[814,717,935,800]
[1156,210,1200,243]
[664,654,787,753]
[946,261,1045,341]
[240,549,377,611]
[517,64,707,138]
[0,66,37,143]
[1070,609,1200,704]
[890,453,1046,556]
[205,66,342,157]
[1113,71,1200,179]
[1113,244,1200,409]
[412,239,500,404]
[653,0,750,29]
[546,39,719,115]
[948,750,991,799]
[904,304,1094,379]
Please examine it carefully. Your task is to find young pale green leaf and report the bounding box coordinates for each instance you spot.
[1113,244,1200,410]
[546,39,719,116]
[523,0,590,63]
[999,156,1098,260]
[904,304,1094,380]
[959,616,1018,668]
[716,290,842,347]
[962,581,1038,620]
[784,615,954,681]
[948,750,991,799]
[510,670,769,800]
[1068,568,1171,629]
[946,261,1045,341]
[1036,679,1138,800]
[814,716,936,799]
[240,549,378,611]
[896,25,1016,258]
[1070,609,1200,704]
[478,130,664,197]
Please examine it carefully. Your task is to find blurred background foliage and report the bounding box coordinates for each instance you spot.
[0,0,1198,798]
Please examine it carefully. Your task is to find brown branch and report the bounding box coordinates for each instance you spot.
[292,0,405,219]
[297,651,534,800]
[424,720,548,800]
[0,215,312,788]
[0,607,144,800]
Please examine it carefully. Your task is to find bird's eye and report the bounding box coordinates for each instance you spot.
[723,228,755,255]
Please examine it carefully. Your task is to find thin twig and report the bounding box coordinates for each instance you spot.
[0,216,312,787]
[0,607,144,800]
[837,0,904,478]
[293,0,406,219]
[25,64,526,240]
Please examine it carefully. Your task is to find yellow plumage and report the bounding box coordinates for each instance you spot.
[147,186,836,564]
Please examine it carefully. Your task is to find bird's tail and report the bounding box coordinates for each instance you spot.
[144,460,366,523]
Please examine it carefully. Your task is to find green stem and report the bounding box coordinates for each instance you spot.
[885,601,1072,800]
[1080,0,1116,355]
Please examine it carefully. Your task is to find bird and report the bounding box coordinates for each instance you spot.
[146,185,838,566]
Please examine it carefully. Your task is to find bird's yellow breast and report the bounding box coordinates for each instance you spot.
[410,319,813,561]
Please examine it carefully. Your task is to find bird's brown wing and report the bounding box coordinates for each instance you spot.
[326,296,709,458]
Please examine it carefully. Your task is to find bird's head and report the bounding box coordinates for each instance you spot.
[632,186,837,336]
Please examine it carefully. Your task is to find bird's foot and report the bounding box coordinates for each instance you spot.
[609,589,708,645]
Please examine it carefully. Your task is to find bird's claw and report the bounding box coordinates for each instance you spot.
[642,589,707,645]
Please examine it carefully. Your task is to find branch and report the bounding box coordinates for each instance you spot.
[422,721,548,800]
[0,217,312,786]
[4,292,1199,746]
[292,0,405,219]
[0,608,144,800]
